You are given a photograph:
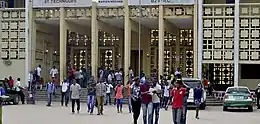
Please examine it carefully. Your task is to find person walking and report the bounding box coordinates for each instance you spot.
[70,79,81,114]
[140,77,153,124]
[95,80,106,115]
[171,80,187,124]
[61,79,70,107]
[14,78,25,104]
[149,79,161,124]
[255,83,260,109]
[115,82,124,113]
[126,81,132,113]
[181,84,190,124]
[87,76,96,114]
[162,81,170,110]
[46,79,55,107]
[50,66,58,80]
[131,78,141,124]
[105,82,113,105]
[194,85,203,119]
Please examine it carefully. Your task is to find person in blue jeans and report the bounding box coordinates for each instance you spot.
[46,79,55,107]
[150,80,162,124]
[87,76,96,114]
[181,85,190,124]
[140,78,153,124]
[194,85,203,119]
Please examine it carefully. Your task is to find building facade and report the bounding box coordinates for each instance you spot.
[0,0,260,90]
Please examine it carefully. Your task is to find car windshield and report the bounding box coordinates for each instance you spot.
[226,88,250,94]
[183,81,202,88]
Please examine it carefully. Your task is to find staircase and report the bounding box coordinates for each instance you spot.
[206,95,223,106]
[35,88,224,106]
[35,87,88,103]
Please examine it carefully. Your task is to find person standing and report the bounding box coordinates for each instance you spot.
[87,76,96,114]
[126,81,132,113]
[115,70,123,84]
[70,79,81,114]
[115,82,124,113]
[149,80,161,124]
[95,80,106,115]
[131,78,141,124]
[105,82,113,105]
[50,66,58,79]
[171,80,187,124]
[8,76,14,89]
[140,78,153,124]
[46,79,55,107]
[181,84,190,124]
[163,82,170,110]
[61,79,70,107]
[194,85,203,119]
[74,69,81,84]
[255,83,260,109]
[14,78,25,104]
[175,68,182,79]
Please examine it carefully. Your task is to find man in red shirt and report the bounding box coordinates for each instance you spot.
[140,78,153,124]
[8,76,14,89]
[171,80,187,124]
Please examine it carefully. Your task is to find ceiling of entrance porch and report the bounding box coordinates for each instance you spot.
[99,19,124,29]
[166,18,193,29]
[132,18,158,29]
[36,20,59,26]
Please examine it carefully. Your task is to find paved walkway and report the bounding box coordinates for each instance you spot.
[3,103,260,124]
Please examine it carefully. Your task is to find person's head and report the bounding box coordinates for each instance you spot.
[165,81,169,86]
[52,77,55,82]
[134,77,140,86]
[38,65,41,68]
[9,76,12,80]
[4,78,8,81]
[53,66,56,69]
[72,79,76,85]
[17,78,20,81]
[177,68,180,71]
[129,67,131,70]
[175,80,183,88]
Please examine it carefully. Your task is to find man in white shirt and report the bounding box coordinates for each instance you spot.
[115,71,123,83]
[35,65,42,82]
[61,79,70,107]
[105,82,113,105]
[149,81,161,124]
[70,79,81,114]
[50,66,58,79]
[162,82,170,110]
[15,78,25,104]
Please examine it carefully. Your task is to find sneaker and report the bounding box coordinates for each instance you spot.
[101,112,103,115]
[97,113,100,115]
[117,110,120,113]
[120,110,123,113]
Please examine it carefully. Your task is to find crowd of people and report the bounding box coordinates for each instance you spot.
[39,65,206,124]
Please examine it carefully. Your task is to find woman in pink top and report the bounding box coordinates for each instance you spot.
[115,82,124,113]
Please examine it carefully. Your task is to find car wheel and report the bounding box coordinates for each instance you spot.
[223,106,228,111]
[248,106,253,112]
[13,95,20,105]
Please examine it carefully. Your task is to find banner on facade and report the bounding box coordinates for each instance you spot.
[32,0,92,8]
[98,0,123,6]
[129,0,195,6]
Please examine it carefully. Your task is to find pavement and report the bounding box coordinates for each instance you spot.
[3,102,260,124]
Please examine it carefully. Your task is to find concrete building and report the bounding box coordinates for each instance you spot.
[0,0,260,90]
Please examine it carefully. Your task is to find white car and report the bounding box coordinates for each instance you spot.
[182,78,207,109]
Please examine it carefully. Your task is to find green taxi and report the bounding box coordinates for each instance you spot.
[223,86,253,112]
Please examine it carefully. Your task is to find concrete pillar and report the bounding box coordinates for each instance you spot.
[234,0,239,86]
[91,2,99,80]
[158,5,164,77]
[141,29,150,74]
[175,31,180,68]
[59,7,67,81]
[124,0,131,84]
[198,0,203,80]
[193,0,198,78]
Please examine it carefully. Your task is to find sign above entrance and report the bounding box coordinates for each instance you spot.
[129,0,195,6]
[32,0,92,8]
[98,0,123,6]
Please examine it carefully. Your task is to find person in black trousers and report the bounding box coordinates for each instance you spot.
[255,83,260,109]
[70,79,81,114]
[131,78,141,124]
[61,79,70,107]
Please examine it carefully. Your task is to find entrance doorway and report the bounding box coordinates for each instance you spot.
[131,50,143,76]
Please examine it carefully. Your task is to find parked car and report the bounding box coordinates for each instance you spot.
[182,78,207,109]
[223,86,254,112]
[0,79,21,105]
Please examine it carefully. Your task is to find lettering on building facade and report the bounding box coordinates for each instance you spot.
[151,0,171,3]
[44,0,77,4]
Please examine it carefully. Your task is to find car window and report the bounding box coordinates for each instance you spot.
[0,80,9,89]
[226,88,250,94]
[183,81,202,88]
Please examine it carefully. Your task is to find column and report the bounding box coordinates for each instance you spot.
[197,0,203,80]
[91,1,99,80]
[124,0,131,84]
[59,8,67,81]
[175,31,180,68]
[234,0,239,86]
[25,0,35,86]
[193,0,198,78]
[158,5,164,77]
